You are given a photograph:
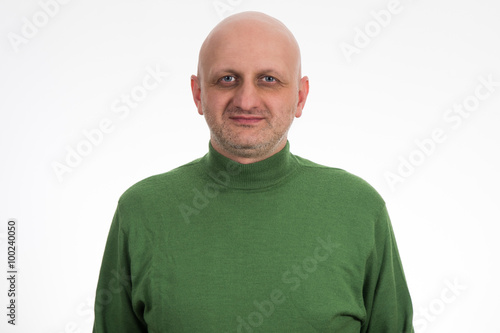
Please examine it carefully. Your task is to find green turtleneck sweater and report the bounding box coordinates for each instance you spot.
[93,142,414,333]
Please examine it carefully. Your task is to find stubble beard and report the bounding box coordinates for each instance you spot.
[206,107,293,160]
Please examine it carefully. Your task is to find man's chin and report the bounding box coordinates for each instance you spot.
[229,142,264,152]
[222,139,269,157]
[212,131,284,159]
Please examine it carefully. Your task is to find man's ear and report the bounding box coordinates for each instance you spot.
[295,76,309,118]
[191,75,203,115]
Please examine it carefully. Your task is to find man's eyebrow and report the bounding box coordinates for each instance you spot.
[257,69,286,78]
[209,68,287,79]
[209,68,239,77]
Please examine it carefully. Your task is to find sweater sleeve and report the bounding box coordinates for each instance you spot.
[362,205,414,333]
[93,206,148,333]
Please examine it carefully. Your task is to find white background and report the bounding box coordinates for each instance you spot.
[1,0,499,332]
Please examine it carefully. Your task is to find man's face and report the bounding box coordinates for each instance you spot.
[191,17,309,163]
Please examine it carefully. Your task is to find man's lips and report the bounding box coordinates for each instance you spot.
[229,115,264,125]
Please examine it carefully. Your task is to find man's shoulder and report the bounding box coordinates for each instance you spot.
[118,157,204,204]
[293,154,385,206]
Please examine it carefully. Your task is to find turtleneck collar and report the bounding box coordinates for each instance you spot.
[201,141,299,190]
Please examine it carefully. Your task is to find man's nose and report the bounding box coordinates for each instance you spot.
[232,81,261,111]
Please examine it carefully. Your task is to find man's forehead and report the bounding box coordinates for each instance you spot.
[203,46,296,80]
[197,11,301,78]
[205,39,290,65]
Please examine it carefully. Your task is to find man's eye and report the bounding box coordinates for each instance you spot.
[262,76,276,83]
[220,76,235,83]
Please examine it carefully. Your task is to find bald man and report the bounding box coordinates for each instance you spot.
[93,11,414,333]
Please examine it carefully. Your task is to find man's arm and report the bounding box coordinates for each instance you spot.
[362,205,414,333]
[93,207,148,333]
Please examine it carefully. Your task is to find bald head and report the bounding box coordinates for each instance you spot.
[191,11,309,163]
[197,11,302,82]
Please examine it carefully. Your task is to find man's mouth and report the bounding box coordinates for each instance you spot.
[229,116,264,125]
